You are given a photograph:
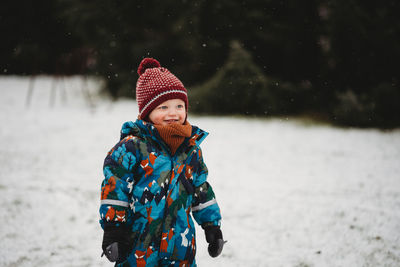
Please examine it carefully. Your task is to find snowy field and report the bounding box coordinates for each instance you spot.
[0,76,399,267]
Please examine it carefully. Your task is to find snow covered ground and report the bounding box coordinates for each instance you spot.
[0,76,399,267]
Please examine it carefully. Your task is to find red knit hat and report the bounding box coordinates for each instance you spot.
[136,58,188,120]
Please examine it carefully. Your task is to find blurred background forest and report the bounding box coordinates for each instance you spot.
[1,0,399,128]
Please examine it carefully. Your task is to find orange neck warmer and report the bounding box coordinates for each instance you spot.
[154,121,192,155]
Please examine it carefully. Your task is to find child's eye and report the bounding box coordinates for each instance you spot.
[159,106,168,110]
[177,104,184,109]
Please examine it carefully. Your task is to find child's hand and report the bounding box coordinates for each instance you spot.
[204,225,225,257]
[101,226,131,263]
[102,242,119,262]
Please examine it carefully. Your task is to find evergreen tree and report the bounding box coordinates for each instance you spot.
[190,41,276,115]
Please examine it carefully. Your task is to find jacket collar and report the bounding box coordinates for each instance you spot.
[120,120,208,147]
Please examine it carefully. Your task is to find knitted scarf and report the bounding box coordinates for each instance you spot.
[154,121,192,155]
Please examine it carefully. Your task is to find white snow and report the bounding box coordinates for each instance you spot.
[0,76,399,267]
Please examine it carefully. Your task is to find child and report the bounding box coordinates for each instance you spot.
[99,58,224,266]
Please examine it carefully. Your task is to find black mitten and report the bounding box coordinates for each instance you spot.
[204,225,224,257]
[102,226,131,263]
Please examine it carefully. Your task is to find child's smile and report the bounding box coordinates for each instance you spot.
[165,119,179,124]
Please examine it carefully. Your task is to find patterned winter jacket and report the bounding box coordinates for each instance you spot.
[99,119,221,266]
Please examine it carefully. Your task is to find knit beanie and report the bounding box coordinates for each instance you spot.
[136,58,188,120]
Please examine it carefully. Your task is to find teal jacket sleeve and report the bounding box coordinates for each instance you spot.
[191,149,222,227]
[99,137,137,229]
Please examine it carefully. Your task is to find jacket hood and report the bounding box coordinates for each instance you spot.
[120,120,143,140]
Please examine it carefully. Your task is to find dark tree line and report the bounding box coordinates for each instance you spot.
[1,0,399,127]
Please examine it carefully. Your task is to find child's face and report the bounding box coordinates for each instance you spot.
[148,99,186,126]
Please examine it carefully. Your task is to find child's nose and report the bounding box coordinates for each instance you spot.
[168,108,177,115]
